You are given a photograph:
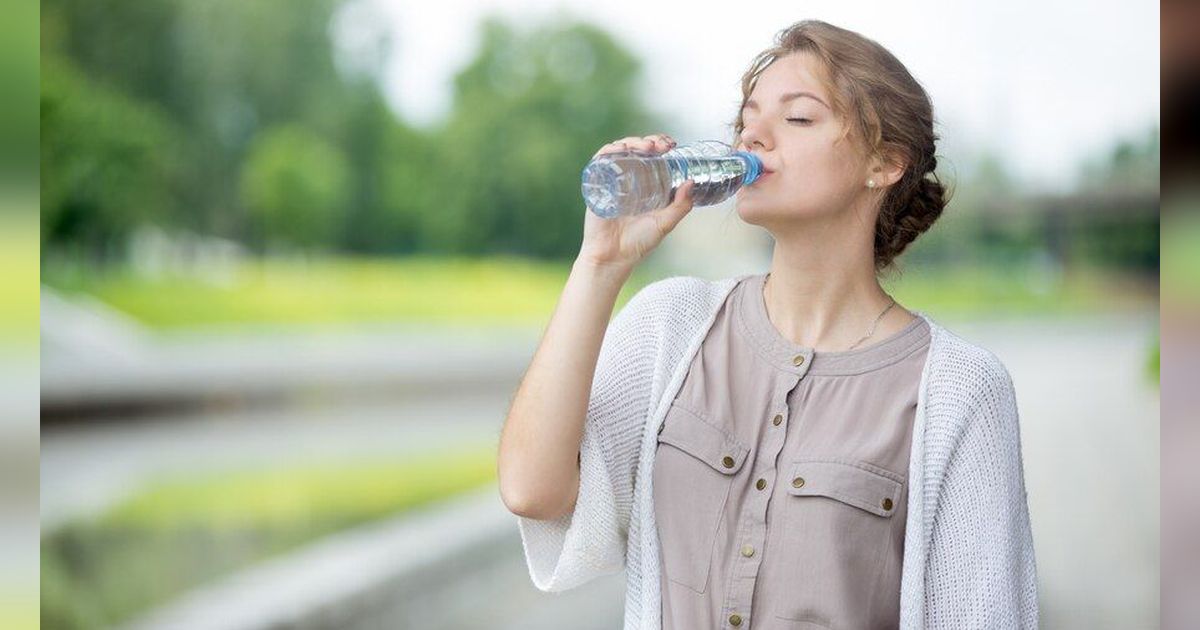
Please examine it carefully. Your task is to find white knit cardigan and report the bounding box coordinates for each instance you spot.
[517,273,1039,629]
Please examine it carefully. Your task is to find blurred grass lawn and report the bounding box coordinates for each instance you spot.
[41,253,1155,331]
[1163,203,1200,298]
[41,443,496,630]
[43,255,653,329]
[1,211,39,345]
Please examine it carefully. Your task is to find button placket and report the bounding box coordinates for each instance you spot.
[723,378,802,629]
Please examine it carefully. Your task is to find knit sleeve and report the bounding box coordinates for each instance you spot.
[924,355,1040,628]
[515,281,661,593]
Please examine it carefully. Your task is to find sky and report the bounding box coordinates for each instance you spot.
[346,0,1159,194]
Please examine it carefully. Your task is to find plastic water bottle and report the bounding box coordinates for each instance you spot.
[580,140,764,218]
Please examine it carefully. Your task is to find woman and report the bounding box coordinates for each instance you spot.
[498,19,1038,630]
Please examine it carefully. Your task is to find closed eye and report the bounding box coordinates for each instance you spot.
[787,118,813,125]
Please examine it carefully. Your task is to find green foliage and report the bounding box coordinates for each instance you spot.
[40,0,1158,272]
[0,0,39,182]
[41,0,382,251]
[907,124,1160,276]
[40,55,181,264]
[358,114,440,254]
[1078,125,1160,193]
[40,1,660,263]
[41,446,497,629]
[240,125,349,251]
[434,16,658,259]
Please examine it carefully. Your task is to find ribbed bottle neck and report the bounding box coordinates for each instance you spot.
[734,151,763,186]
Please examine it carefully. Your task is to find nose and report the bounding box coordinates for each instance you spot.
[737,117,771,153]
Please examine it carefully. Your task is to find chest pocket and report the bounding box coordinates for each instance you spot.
[773,458,906,623]
[652,403,748,594]
[785,459,903,517]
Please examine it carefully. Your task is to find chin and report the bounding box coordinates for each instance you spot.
[735,195,794,225]
[738,198,839,235]
[733,198,766,225]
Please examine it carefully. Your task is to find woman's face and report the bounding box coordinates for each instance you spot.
[734,52,873,228]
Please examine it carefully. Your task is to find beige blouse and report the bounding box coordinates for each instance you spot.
[652,271,932,630]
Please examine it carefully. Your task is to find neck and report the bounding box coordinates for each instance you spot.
[762,225,910,352]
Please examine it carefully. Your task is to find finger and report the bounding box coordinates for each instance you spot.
[647,133,676,151]
[594,135,673,159]
[645,137,671,153]
[626,136,656,153]
[594,140,632,158]
[596,136,653,157]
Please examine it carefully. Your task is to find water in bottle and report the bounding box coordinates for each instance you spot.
[580,140,764,218]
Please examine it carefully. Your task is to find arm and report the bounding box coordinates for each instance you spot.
[503,268,665,592]
[498,132,691,591]
[498,257,632,520]
[924,358,1040,628]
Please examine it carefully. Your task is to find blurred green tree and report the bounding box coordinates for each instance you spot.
[40,1,661,263]
[432,15,661,259]
[41,0,370,254]
[40,56,181,264]
[240,125,349,252]
[1078,125,1159,193]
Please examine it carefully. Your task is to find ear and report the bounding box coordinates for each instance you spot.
[870,151,907,188]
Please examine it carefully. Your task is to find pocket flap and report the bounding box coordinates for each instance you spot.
[657,405,749,475]
[785,460,903,517]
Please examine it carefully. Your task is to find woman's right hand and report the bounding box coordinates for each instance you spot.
[576,133,697,274]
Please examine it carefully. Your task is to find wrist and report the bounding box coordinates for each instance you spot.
[572,255,633,289]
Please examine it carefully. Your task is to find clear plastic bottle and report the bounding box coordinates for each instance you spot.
[580,140,764,218]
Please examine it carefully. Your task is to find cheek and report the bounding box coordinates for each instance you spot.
[788,147,858,192]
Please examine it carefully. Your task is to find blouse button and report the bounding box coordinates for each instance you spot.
[729,613,743,626]
[882,497,894,510]
[793,354,805,366]
[722,456,735,468]
[792,476,805,488]
[741,544,755,557]
[772,414,783,426]
[755,478,766,491]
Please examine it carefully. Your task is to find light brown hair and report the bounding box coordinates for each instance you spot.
[730,20,951,274]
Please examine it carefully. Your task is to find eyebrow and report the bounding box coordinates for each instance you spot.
[743,91,829,111]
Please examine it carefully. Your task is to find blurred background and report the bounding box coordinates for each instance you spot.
[16,0,1168,628]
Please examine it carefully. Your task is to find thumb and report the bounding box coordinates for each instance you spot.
[660,179,696,228]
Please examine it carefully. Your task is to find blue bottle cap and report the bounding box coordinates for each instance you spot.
[734,151,763,186]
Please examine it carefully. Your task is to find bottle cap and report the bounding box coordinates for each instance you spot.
[734,151,763,186]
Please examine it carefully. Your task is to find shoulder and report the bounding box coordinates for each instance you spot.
[921,314,1017,388]
[626,274,738,309]
[617,274,743,332]
[921,315,1019,425]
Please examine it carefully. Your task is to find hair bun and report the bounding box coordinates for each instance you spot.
[875,173,950,272]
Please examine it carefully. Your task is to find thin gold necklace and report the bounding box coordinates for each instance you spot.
[846,297,897,351]
[764,274,898,351]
